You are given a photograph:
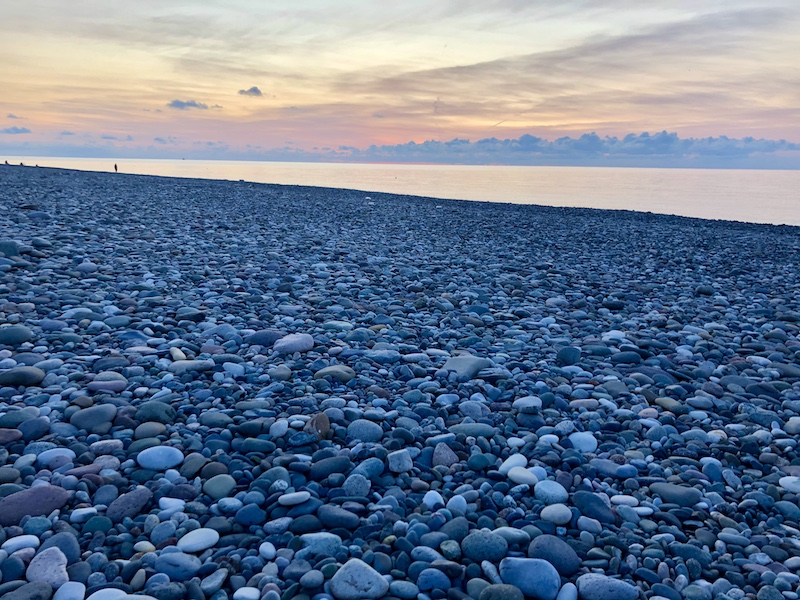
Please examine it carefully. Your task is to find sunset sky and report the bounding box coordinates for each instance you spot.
[1,0,799,164]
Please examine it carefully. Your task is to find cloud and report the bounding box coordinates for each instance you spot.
[6,113,22,119]
[341,131,800,167]
[0,126,31,134]
[238,86,263,97]
[153,136,178,145]
[101,134,134,141]
[60,131,75,136]
[167,99,208,110]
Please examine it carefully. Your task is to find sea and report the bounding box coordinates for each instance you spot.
[5,156,800,226]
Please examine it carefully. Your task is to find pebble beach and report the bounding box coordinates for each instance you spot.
[2,164,800,600]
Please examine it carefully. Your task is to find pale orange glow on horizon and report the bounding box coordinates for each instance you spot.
[1,1,798,162]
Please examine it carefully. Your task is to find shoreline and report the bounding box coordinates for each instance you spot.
[2,162,799,230]
[1,166,800,600]
[2,160,798,228]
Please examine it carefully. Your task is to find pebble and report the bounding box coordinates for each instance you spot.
[499,558,561,600]
[136,446,184,470]
[329,558,389,600]
[176,528,220,553]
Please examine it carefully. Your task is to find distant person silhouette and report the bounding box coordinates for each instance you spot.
[114,163,118,173]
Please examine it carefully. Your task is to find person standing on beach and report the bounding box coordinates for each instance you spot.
[114,163,118,173]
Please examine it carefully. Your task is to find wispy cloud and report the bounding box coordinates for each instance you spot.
[167,99,209,110]
[6,113,22,119]
[238,86,263,97]
[101,134,134,141]
[1,126,31,134]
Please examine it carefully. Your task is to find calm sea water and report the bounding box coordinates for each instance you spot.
[6,156,800,226]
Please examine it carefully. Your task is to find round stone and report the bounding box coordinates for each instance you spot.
[0,325,33,345]
[576,574,638,600]
[528,535,581,576]
[568,432,598,453]
[534,480,569,505]
[177,528,220,553]
[136,446,184,470]
[461,530,509,562]
[507,467,538,486]
[347,419,383,443]
[499,558,561,600]
[540,504,572,525]
[203,474,237,499]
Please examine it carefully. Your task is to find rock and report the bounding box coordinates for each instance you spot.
[177,528,220,553]
[69,404,117,433]
[86,371,128,393]
[52,582,85,600]
[534,480,569,505]
[540,503,572,524]
[461,530,509,562]
[499,558,561,600]
[480,585,525,600]
[649,482,702,507]
[314,365,356,383]
[329,558,389,600]
[572,491,615,523]
[576,574,638,600]
[136,446,184,470]
[556,346,581,366]
[0,366,46,386]
[568,432,598,453]
[432,442,459,467]
[0,485,70,526]
[154,553,202,582]
[273,333,314,353]
[439,355,493,380]
[203,474,237,499]
[528,535,581,576]
[0,325,33,345]
[106,486,153,522]
[347,419,383,442]
[2,582,54,600]
[26,547,69,588]
[387,449,413,473]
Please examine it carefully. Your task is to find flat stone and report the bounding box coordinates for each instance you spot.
[576,574,638,600]
[154,552,202,582]
[177,528,220,553]
[440,355,493,380]
[568,432,598,453]
[387,449,413,473]
[203,474,237,499]
[528,535,581,576]
[26,547,68,588]
[650,482,702,507]
[106,486,153,522]
[499,557,561,600]
[0,325,33,345]
[0,485,70,526]
[273,333,314,353]
[347,419,383,443]
[70,404,118,433]
[136,446,184,470]
[0,366,46,386]
[314,365,356,383]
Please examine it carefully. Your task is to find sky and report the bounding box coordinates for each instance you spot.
[1,0,799,166]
